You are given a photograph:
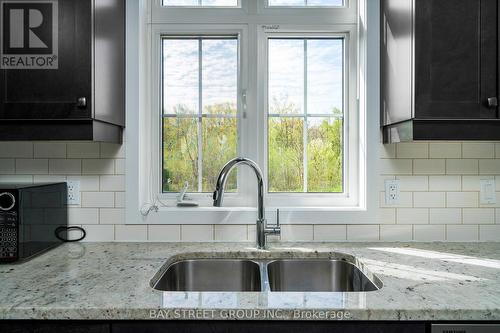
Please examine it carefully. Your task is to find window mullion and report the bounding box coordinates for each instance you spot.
[303,39,308,193]
[198,38,203,193]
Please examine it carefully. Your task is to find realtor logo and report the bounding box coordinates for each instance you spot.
[1,0,58,69]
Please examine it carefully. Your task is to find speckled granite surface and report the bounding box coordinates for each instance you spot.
[1,242,500,320]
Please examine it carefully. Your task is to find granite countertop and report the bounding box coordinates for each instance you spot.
[1,242,500,320]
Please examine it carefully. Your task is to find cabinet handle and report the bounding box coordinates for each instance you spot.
[76,97,87,108]
[487,97,498,108]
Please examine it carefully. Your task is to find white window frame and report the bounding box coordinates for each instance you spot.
[257,26,359,207]
[126,0,380,225]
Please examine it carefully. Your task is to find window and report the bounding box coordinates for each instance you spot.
[268,38,344,193]
[149,0,360,208]
[163,0,239,7]
[162,37,239,193]
[267,0,344,7]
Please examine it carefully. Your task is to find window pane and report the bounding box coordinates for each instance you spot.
[163,39,199,115]
[162,118,199,192]
[202,39,238,115]
[268,37,344,193]
[162,37,239,193]
[268,118,304,192]
[268,39,304,115]
[202,118,237,192]
[307,39,343,115]
[307,117,343,192]
[163,0,238,6]
[268,0,343,6]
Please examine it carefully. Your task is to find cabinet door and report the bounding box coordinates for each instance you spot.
[0,0,92,120]
[414,0,498,119]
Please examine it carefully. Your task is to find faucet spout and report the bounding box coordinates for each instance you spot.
[213,157,279,249]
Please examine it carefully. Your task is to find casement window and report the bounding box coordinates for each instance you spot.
[148,0,361,208]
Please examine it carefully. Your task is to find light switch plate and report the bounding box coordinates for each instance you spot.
[385,179,400,205]
[480,179,496,204]
[67,180,81,205]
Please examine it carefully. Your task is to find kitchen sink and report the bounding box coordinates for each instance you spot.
[151,256,381,293]
[267,259,379,292]
[152,259,262,292]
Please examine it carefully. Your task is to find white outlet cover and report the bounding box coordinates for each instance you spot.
[480,179,496,204]
[385,179,400,205]
[67,180,81,205]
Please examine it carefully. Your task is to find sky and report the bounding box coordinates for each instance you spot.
[162,37,344,117]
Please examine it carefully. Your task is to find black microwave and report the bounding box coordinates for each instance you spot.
[0,183,67,263]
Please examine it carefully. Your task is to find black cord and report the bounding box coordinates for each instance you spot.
[54,226,86,242]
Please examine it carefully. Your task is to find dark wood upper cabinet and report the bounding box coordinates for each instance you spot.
[0,0,125,143]
[381,0,499,143]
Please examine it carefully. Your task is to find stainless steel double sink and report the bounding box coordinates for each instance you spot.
[151,257,382,293]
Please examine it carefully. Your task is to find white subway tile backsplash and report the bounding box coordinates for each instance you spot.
[496,144,500,158]
[463,208,495,225]
[15,159,48,174]
[0,175,32,183]
[396,208,429,225]
[67,143,100,158]
[49,159,81,175]
[479,225,500,241]
[81,192,114,208]
[100,143,125,158]
[379,191,413,208]
[148,225,181,242]
[0,142,33,158]
[430,208,462,225]
[413,159,445,175]
[34,143,66,158]
[115,225,147,241]
[68,208,99,225]
[428,176,461,191]
[281,225,314,241]
[82,159,115,175]
[0,159,15,174]
[429,143,462,158]
[380,225,412,241]
[380,144,396,159]
[114,159,125,175]
[414,225,446,241]
[446,225,479,241]
[81,225,114,242]
[67,175,100,191]
[414,192,446,208]
[379,159,412,175]
[461,176,486,191]
[215,225,248,241]
[378,208,396,224]
[396,143,428,159]
[313,225,347,241]
[447,192,478,208]
[479,160,500,175]
[463,143,495,159]
[99,208,125,225]
[347,225,379,241]
[34,175,66,183]
[181,225,214,241]
[396,176,429,191]
[446,159,478,175]
[100,175,125,191]
[115,192,125,208]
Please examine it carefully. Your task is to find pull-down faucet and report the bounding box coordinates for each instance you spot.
[213,157,280,249]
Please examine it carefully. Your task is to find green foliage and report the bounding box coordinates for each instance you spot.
[163,103,237,193]
[163,101,343,194]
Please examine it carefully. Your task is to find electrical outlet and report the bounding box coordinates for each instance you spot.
[480,179,496,204]
[385,179,400,205]
[67,181,81,205]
